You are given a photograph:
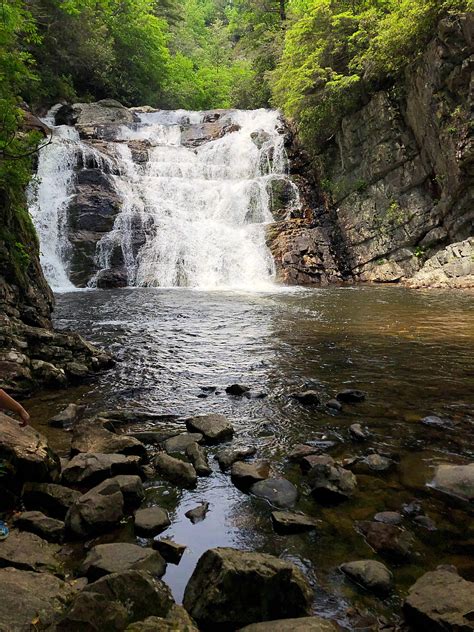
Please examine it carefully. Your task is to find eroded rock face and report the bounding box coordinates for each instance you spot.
[407,238,474,289]
[183,547,313,629]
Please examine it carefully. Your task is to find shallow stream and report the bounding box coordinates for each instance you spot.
[27,285,474,627]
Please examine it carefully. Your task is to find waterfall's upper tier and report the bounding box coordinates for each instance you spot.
[29,101,314,292]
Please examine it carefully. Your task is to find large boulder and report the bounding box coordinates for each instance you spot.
[0,567,74,631]
[153,453,197,488]
[216,446,257,470]
[61,452,141,487]
[0,529,62,574]
[126,605,199,631]
[185,414,234,444]
[65,478,124,537]
[71,423,147,459]
[80,543,166,581]
[404,569,474,630]
[22,482,81,520]
[134,507,171,537]
[13,510,64,543]
[163,433,203,454]
[231,461,270,489]
[186,442,212,476]
[183,547,312,629]
[430,463,474,504]
[250,478,298,509]
[0,412,60,482]
[340,560,392,595]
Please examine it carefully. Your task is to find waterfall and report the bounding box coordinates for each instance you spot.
[30,108,300,291]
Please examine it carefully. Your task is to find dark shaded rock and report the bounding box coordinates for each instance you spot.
[374,511,402,526]
[128,430,178,445]
[291,390,321,406]
[271,511,320,534]
[13,510,64,542]
[216,446,257,470]
[0,412,60,483]
[22,482,81,520]
[340,560,392,595]
[358,521,415,560]
[126,607,199,631]
[185,502,210,524]
[402,500,424,518]
[336,389,366,403]
[153,539,187,565]
[186,442,212,476]
[80,543,166,580]
[61,452,141,486]
[163,433,203,454]
[65,478,124,537]
[404,569,474,631]
[0,529,62,573]
[288,444,320,463]
[112,474,144,509]
[183,547,312,629]
[185,414,234,444]
[134,507,171,536]
[238,618,339,632]
[326,399,342,412]
[308,463,357,503]
[71,423,147,459]
[226,384,250,396]
[413,515,437,531]
[250,478,298,509]
[96,267,128,289]
[231,461,270,489]
[48,403,82,428]
[356,453,392,473]
[153,453,197,488]
[430,463,474,504]
[0,567,74,631]
[56,590,128,631]
[300,454,334,474]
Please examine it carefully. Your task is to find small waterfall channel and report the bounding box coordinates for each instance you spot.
[29,108,300,291]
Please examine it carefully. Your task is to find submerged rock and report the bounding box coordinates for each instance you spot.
[271,511,320,534]
[404,569,474,630]
[216,446,257,470]
[185,414,234,444]
[250,478,298,509]
[288,444,320,463]
[374,511,402,526]
[134,507,171,536]
[349,423,369,441]
[291,390,321,406]
[80,543,166,580]
[340,560,393,595]
[183,547,312,629]
[307,463,357,503]
[336,389,366,403]
[430,463,474,504]
[358,521,415,560]
[153,453,198,488]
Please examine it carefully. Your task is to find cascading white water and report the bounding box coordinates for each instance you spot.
[30,108,300,291]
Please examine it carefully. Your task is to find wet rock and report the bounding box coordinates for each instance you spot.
[185,414,234,444]
[128,430,178,445]
[134,507,171,536]
[421,415,452,429]
[153,453,198,488]
[402,500,423,517]
[153,539,187,564]
[81,543,166,580]
[374,511,402,526]
[349,423,369,441]
[183,547,312,629]
[300,454,334,473]
[358,521,415,560]
[288,444,320,463]
[112,474,145,510]
[23,482,81,520]
[65,478,124,537]
[430,463,474,504]
[404,569,474,630]
[0,567,74,630]
[250,478,298,509]
[71,422,147,459]
[407,237,474,289]
[340,560,393,595]
[126,606,199,631]
[326,399,342,412]
[0,412,60,482]
[238,618,339,631]
[0,529,62,573]
[413,515,437,531]
[250,130,272,149]
[216,446,257,470]
[336,389,366,403]
[48,403,82,428]
[357,453,393,473]
[231,461,270,489]
[226,384,251,396]
[308,463,357,503]
[163,433,203,454]
[271,511,320,534]
[186,442,212,476]
[291,390,321,406]
[13,510,64,542]
[185,502,210,524]
[67,100,134,127]
[61,452,141,486]
[60,569,175,630]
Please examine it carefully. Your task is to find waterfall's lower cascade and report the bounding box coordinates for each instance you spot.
[29,106,301,291]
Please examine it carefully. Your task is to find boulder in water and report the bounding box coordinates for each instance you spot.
[336,389,366,403]
[358,521,415,560]
[308,463,357,503]
[134,506,171,536]
[290,390,321,406]
[271,511,320,534]
[80,543,166,580]
[163,433,203,454]
[250,478,298,508]
[185,502,210,524]
[225,383,250,396]
[153,538,187,564]
[185,414,234,444]
[340,560,393,595]
[153,453,197,488]
[231,461,270,489]
[430,463,474,504]
[71,422,147,459]
[216,446,257,470]
[186,442,212,476]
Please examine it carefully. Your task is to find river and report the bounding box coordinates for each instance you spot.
[27,284,474,627]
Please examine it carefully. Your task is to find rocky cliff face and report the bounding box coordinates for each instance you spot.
[304,13,473,287]
[0,178,113,394]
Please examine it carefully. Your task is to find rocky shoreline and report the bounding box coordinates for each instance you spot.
[1,383,473,631]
